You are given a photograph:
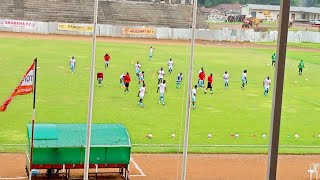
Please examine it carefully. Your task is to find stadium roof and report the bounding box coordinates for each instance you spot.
[27,124,131,148]
[246,4,320,14]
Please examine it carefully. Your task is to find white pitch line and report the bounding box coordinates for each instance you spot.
[0,177,27,180]
[130,157,146,176]
[3,143,320,148]
[131,144,320,148]
[286,93,320,106]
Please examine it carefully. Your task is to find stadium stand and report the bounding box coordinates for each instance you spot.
[0,0,207,28]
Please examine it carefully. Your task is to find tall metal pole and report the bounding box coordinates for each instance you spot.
[266,0,290,179]
[83,0,98,179]
[181,0,197,179]
[29,58,37,180]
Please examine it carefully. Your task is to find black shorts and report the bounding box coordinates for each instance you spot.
[125,83,129,88]
[207,82,212,88]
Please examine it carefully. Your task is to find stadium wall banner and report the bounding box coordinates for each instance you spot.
[0,19,36,29]
[58,23,93,32]
[122,27,155,35]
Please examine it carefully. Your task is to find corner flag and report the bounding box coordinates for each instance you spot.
[0,62,35,111]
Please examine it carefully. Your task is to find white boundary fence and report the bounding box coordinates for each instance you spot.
[0,19,320,43]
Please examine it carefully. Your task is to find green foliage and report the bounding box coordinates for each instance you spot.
[0,37,320,153]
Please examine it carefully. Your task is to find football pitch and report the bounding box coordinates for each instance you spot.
[0,36,320,154]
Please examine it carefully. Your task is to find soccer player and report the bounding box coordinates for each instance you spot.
[263,76,271,96]
[205,73,213,94]
[69,56,76,74]
[191,85,197,109]
[298,60,305,75]
[198,70,205,88]
[97,72,103,87]
[241,70,247,90]
[176,73,183,89]
[104,53,111,68]
[158,80,167,106]
[135,61,142,80]
[198,67,204,74]
[223,71,230,89]
[198,67,204,86]
[271,53,276,66]
[120,74,125,88]
[157,67,165,92]
[137,83,146,108]
[167,58,174,74]
[138,71,144,87]
[149,46,154,60]
[123,72,131,93]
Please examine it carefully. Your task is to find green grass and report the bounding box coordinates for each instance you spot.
[258,42,320,49]
[0,37,320,154]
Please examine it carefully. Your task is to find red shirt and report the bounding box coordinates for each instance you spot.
[124,74,131,83]
[199,72,205,80]
[104,54,110,61]
[208,76,213,84]
[97,72,103,79]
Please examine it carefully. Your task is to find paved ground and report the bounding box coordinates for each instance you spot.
[0,153,319,179]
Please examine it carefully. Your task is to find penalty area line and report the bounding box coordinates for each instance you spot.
[130,157,146,176]
[286,93,320,106]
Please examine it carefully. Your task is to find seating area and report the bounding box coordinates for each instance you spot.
[0,0,16,19]
[0,0,207,28]
[106,0,207,28]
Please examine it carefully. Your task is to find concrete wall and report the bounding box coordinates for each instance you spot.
[1,18,320,43]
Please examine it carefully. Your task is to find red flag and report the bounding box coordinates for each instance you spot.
[0,63,35,112]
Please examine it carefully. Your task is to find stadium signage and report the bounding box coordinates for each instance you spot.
[58,23,93,32]
[122,27,155,35]
[0,19,36,29]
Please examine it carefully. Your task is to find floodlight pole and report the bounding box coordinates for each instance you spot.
[266,0,290,179]
[181,0,197,179]
[83,0,98,179]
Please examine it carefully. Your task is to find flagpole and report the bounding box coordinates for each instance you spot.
[181,0,197,179]
[29,58,37,180]
[83,0,98,179]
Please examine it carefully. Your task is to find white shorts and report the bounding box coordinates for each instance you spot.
[192,96,196,103]
[139,95,144,99]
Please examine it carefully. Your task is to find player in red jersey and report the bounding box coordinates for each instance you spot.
[205,73,213,94]
[104,53,111,68]
[97,72,104,87]
[198,70,206,89]
[123,72,131,93]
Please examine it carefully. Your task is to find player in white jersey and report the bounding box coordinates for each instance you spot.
[167,58,174,74]
[241,70,247,90]
[176,73,183,89]
[138,71,144,87]
[120,74,125,88]
[69,56,76,74]
[223,71,230,89]
[158,80,167,105]
[191,85,197,109]
[135,61,142,80]
[149,46,154,60]
[137,83,146,108]
[263,76,272,96]
[157,67,165,92]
